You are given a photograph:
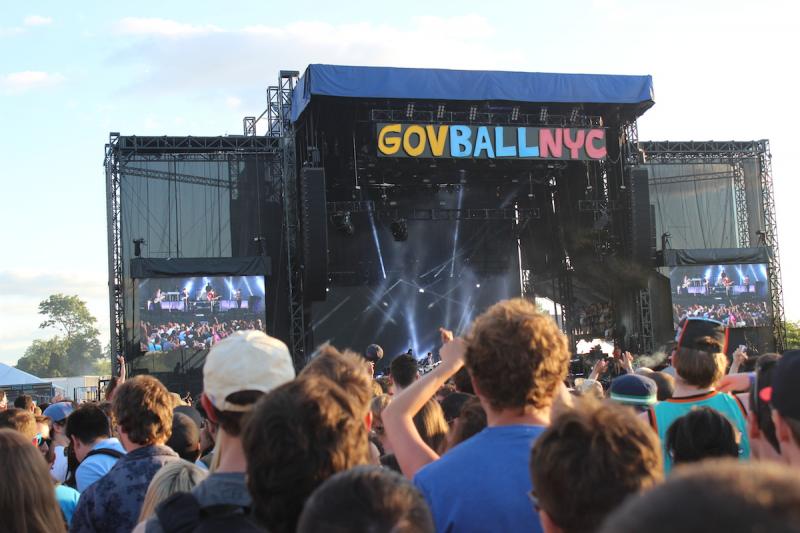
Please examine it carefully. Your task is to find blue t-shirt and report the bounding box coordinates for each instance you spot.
[414,425,546,533]
[55,484,80,526]
[76,438,127,492]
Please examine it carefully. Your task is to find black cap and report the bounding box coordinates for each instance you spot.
[675,317,729,353]
[771,350,800,420]
[365,344,384,363]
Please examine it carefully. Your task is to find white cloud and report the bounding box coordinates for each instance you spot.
[225,96,241,109]
[0,27,24,36]
[117,17,221,37]
[24,15,53,27]
[2,71,65,93]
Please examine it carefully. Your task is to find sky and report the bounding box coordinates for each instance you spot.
[1,0,799,366]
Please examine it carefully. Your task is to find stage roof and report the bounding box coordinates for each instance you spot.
[292,64,654,122]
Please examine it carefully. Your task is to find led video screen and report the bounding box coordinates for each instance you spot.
[669,264,770,328]
[137,275,266,353]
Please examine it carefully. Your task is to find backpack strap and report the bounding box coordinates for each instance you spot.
[85,448,125,460]
[156,492,202,533]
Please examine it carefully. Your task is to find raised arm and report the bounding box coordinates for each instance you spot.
[383,329,466,479]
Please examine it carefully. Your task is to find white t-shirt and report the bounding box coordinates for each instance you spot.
[51,445,68,483]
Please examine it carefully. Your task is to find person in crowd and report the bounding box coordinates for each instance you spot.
[14,393,36,412]
[0,390,7,411]
[413,398,448,454]
[371,394,393,454]
[529,399,662,533]
[387,298,571,532]
[44,401,75,483]
[648,371,676,401]
[440,392,472,426]
[297,465,434,533]
[665,406,739,465]
[138,330,295,533]
[647,318,749,472]
[137,461,208,523]
[193,402,217,468]
[300,344,374,416]
[0,407,39,441]
[598,460,800,533]
[391,353,420,394]
[444,397,487,451]
[243,373,371,533]
[71,375,180,533]
[35,414,81,526]
[452,366,475,394]
[166,412,201,464]
[365,343,384,376]
[769,349,800,467]
[65,403,126,492]
[745,354,782,461]
[0,428,68,533]
[609,374,658,412]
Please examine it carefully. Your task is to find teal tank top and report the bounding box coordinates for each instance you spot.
[650,391,750,473]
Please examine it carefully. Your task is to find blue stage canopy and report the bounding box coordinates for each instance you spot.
[291,64,654,122]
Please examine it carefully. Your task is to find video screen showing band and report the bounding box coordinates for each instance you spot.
[669,264,771,328]
[137,275,266,353]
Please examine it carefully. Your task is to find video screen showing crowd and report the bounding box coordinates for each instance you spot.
[137,275,266,354]
[669,264,771,328]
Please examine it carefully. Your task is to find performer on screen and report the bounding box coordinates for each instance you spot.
[181,287,190,311]
[207,286,218,313]
[235,289,243,309]
[147,288,164,310]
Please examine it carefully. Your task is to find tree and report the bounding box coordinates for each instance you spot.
[38,294,99,339]
[16,294,104,377]
[785,320,800,350]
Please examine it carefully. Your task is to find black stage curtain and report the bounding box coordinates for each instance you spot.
[130,256,269,278]
[662,248,770,266]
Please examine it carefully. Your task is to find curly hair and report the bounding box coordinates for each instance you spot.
[465,298,569,411]
[112,375,173,446]
[530,399,663,533]
[242,374,370,533]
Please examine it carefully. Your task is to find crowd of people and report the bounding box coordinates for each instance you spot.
[2,297,800,532]
[673,301,770,327]
[138,319,265,353]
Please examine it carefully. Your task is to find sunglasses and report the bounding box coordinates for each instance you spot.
[33,434,53,448]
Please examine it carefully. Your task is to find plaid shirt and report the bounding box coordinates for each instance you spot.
[70,444,180,533]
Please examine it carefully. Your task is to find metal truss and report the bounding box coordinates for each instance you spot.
[267,70,307,366]
[327,201,540,221]
[119,165,237,190]
[368,108,603,128]
[243,116,256,136]
[638,139,785,351]
[637,288,654,354]
[113,135,278,154]
[757,141,786,350]
[105,134,125,362]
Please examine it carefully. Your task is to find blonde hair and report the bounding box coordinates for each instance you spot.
[137,460,208,523]
[0,429,66,533]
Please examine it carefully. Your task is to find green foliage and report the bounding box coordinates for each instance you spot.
[38,294,99,339]
[15,294,104,377]
[785,320,800,350]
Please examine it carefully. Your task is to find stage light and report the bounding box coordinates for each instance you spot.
[332,211,355,235]
[539,107,548,123]
[326,287,330,293]
[418,288,425,293]
[511,106,519,121]
[390,218,408,241]
[476,283,481,288]
[437,104,446,119]
[133,238,145,257]
[469,105,478,121]
[406,103,415,118]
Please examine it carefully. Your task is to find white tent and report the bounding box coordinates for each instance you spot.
[0,362,44,386]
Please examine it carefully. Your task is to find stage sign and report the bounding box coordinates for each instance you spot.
[376,123,607,161]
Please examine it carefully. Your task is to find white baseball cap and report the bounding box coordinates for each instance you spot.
[203,330,295,412]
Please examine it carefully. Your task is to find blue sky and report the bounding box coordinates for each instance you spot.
[1,0,799,366]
